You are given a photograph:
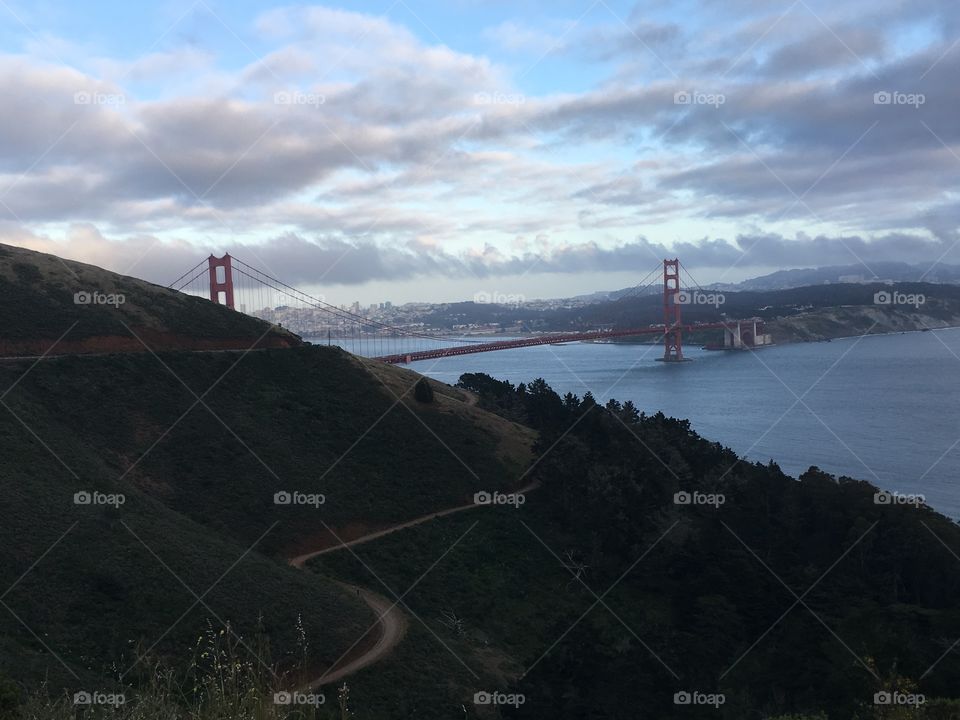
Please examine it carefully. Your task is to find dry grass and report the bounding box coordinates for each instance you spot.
[355,356,537,477]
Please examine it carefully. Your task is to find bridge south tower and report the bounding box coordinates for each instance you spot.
[662,258,684,362]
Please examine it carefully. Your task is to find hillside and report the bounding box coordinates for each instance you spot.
[0,345,536,689]
[0,246,536,710]
[1,345,533,546]
[0,243,299,355]
[310,375,960,719]
[0,380,374,691]
[710,262,960,291]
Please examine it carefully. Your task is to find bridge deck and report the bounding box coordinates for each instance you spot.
[373,322,733,364]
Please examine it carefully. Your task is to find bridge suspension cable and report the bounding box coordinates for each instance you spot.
[167,253,761,364]
[678,259,707,293]
[608,263,666,305]
[168,260,207,291]
[229,257,485,345]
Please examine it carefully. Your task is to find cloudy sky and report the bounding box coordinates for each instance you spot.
[1,0,958,303]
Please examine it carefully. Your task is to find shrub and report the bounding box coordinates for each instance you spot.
[413,378,434,403]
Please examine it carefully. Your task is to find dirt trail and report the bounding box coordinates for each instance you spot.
[287,479,540,687]
[288,479,540,568]
[295,583,409,690]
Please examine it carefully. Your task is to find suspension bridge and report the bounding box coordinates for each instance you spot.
[169,255,771,364]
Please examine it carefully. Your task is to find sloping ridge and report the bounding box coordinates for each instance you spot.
[0,244,540,690]
[0,242,299,355]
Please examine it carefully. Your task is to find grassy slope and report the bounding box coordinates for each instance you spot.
[766,305,960,342]
[0,346,534,694]
[304,505,577,719]
[0,396,371,690]
[0,245,536,699]
[311,493,960,720]
[0,346,533,557]
[0,242,297,344]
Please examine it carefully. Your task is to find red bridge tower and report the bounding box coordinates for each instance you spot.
[208,254,235,310]
[662,258,684,362]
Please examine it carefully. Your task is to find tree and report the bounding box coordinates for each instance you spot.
[414,377,434,403]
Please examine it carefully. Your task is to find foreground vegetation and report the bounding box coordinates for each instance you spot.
[3,625,358,720]
[5,363,960,718]
[308,373,960,719]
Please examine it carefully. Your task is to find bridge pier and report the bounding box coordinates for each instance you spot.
[723,319,773,349]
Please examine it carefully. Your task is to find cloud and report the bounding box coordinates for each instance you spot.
[759,26,887,77]
[6,224,957,291]
[482,20,571,55]
[0,0,959,297]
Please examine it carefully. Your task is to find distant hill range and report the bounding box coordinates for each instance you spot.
[418,278,960,343]
[567,262,960,303]
[706,261,960,291]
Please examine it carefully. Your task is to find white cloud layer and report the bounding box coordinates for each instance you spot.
[1,0,959,296]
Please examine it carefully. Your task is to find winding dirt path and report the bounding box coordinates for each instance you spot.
[287,479,540,687]
[288,479,540,568]
[294,583,409,690]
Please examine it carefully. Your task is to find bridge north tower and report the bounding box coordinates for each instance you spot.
[208,254,236,310]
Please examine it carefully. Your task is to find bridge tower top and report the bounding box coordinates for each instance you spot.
[208,254,235,310]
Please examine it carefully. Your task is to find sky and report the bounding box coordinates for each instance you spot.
[0,0,959,304]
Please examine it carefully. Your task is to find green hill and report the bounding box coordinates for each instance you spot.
[0,386,372,690]
[0,242,299,354]
[0,347,534,559]
[0,245,535,709]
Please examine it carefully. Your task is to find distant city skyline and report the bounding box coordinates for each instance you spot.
[1,0,959,304]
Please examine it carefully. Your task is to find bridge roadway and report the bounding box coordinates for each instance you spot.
[374,321,733,364]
